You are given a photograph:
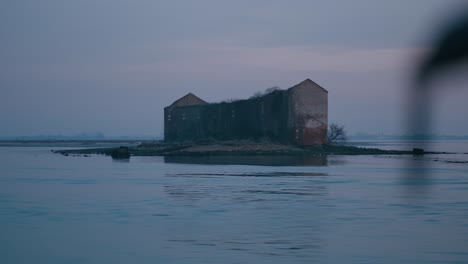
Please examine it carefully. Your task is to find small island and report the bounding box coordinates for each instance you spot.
[53,79,441,159]
[53,140,436,158]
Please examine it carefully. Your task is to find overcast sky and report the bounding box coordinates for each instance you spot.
[1,0,468,137]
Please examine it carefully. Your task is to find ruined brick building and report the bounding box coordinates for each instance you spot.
[164,79,328,145]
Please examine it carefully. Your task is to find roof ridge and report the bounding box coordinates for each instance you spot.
[168,93,208,108]
[289,78,328,93]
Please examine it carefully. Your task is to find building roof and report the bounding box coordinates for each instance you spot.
[289,79,328,93]
[166,78,326,110]
[166,93,208,110]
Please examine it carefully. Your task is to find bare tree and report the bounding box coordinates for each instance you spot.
[327,123,347,144]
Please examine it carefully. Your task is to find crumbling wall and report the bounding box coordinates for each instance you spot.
[164,106,204,141]
[289,82,328,145]
[164,91,290,142]
[164,79,328,145]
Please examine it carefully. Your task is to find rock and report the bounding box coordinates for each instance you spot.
[111,146,131,159]
[413,148,425,155]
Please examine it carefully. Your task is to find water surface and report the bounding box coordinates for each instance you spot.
[1,142,468,263]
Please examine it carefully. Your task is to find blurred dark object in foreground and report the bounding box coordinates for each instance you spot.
[418,11,468,83]
[406,9,468,181]
[411,10,468,137]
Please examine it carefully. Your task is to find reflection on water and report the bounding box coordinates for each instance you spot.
[162,169,328,262]
[112,158,130,163]
[164,171,328,202]
[164,155,328,166]
[402,156,434,196]
[167,171,328,177]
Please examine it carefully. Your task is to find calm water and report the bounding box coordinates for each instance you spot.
[1,142,468,264]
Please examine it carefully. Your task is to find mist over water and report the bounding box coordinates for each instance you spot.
[1,142,468,263]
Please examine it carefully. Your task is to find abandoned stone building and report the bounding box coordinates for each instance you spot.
[164,79,328,145]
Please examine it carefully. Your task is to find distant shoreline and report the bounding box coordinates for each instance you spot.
[0,140,145,148]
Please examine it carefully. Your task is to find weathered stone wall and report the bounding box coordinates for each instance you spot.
[164,90,290,142]
[289,81,328,145]
[164,79,328,145]
[164,105,205,141]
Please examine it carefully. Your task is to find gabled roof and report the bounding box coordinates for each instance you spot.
[166,93,208,109]
[289,79,328,93]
